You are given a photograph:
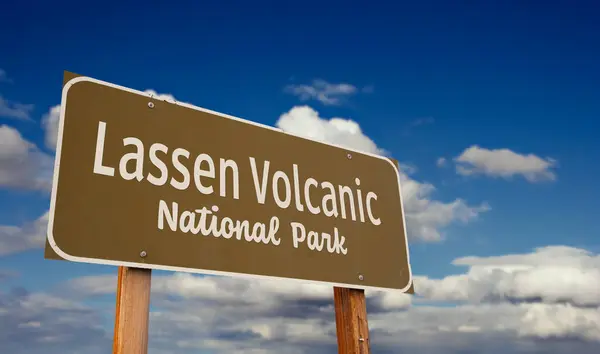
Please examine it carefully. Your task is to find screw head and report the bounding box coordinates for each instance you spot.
[347,153,352,159]
[148,102,155,109]
[140,251,147,258]
[358,274,364,281]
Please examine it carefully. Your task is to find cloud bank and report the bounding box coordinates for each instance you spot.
[14,245,596,354]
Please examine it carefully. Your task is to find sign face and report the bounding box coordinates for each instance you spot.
[46,72,412,291]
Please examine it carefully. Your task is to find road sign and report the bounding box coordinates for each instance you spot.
[45,71,412,291]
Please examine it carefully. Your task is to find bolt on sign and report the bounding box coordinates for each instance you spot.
[45,71,413,292]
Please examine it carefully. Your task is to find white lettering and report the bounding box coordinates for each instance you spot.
[157,200,281,246]
[366,192,381,226]
[147,143,169,186]
[92,121,115,177]
[193,153,215,194]
[180,211,196,233]
[272,170,292,209]
[91,127,384,231]
[304,178,320,214]
[338,184,356,221]
[321,181,338,217]
[170,148,190,190]
[332,227,348,255]
[158,200,178,231]
[221,217,235,239]
[292,164,304,212]
[119,137,144,181]
[249,157,270,204]
[219,158,239,199]
[289,221,347,255]
[291,222,306,249]
[355,178,366,223]
[307,230,324,251]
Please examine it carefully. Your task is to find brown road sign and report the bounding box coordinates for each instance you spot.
[45,71,413,291]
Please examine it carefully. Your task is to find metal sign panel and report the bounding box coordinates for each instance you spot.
[45,72,413,291]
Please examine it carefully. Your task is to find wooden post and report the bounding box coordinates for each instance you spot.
[334,287,370,354]
[113,266,152,354]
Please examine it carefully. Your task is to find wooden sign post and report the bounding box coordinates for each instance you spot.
[334,287,370,353]
[44,71,414,354]
[112,266,152,354]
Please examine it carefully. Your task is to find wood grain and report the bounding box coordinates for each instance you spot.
[113,266,152,354]
[334,287,371,354]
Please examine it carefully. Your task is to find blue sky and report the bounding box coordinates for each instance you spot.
[1,1,599,353]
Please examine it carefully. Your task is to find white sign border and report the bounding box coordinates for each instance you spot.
[47,75,414,293]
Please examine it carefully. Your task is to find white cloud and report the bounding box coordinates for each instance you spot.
[436,157,447,167]
[6,283,598,354]
[399,174,490,242]
[276,105,385,155]
[371,303,600,349]
[41,105,60,151]
[0,125,53,192]
[276,106,490,242]
[0,95,34,121]
[140,246,599,348]
[454,145,558,182]
[519,303,600,341]
[0,211,48,256]
[415,245,600,307]
[284,79,361,106]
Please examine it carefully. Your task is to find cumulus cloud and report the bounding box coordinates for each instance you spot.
[376,246,600,346]
[399,173,490,242]
[371,303,600,352]
[5,286,598,354]
[436,157,447,167]
[276,106,489,242]
[284,79,363,106]
[41,105,60,151]
[276,105,385,155]
[0,95,34,121]
[519,303,600,341]
[415,245,600,307]
[454,145,558,182]
[0,125,53,192]
[0,211,48,256]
